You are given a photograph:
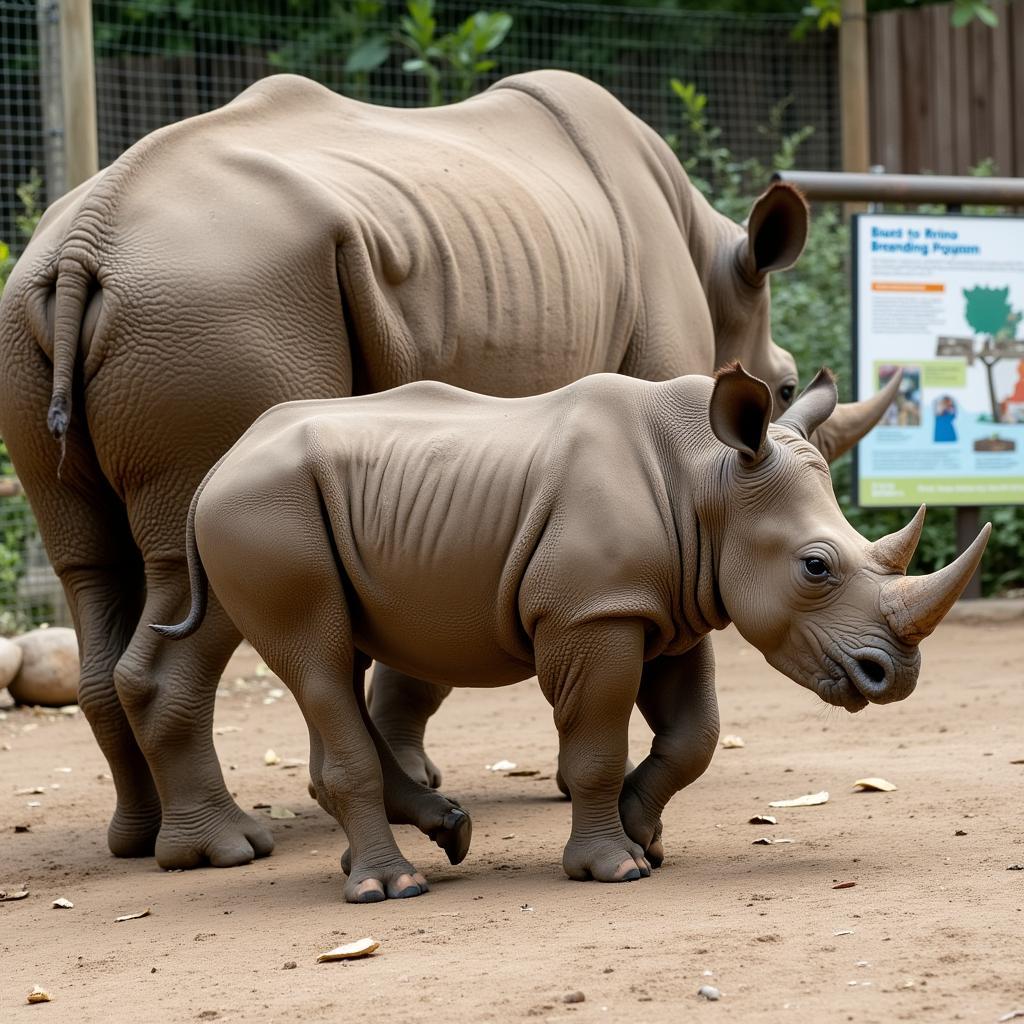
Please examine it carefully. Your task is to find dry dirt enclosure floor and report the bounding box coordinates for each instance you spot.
[2,618,1023,1023]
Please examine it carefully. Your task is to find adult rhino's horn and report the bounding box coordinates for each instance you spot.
[809,369,903,464]
[880,523,991,645]
[871,504,927,573]
[777,367,838,440]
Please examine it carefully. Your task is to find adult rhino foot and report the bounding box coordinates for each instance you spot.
[155,803,274,870]
[343,857,429,904]
[619,783,665,869]
[562,834,651,883]
[107,800,163,858]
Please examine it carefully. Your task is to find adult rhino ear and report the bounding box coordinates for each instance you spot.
[741,182,809,284]
[777,368,838,440]
[709,362,774,465]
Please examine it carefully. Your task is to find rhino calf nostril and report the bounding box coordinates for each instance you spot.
[857,658,886,685]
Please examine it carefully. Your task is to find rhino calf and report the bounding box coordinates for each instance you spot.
[155,366,988,902]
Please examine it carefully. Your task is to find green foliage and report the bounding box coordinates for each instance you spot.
[399,0,512,106]
[0,172,42,296]
[669,85,1023,596]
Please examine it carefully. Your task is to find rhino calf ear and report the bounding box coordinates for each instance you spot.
[709,363,773,463]
[743,182,809,282]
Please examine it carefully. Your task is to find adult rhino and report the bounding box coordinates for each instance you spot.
[154,366,989,902]
[0,70,893,870]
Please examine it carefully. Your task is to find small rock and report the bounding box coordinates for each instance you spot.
[1007,864,1024,871]
[282,961,297,970]
[9,628,79,707]
[562,991,585,1004]
[263,749,281,766]
[748,815,777,826]
[697,984,721,1001]
[52,898,74,909]
[954,829,967,837]
[720,735,745,748]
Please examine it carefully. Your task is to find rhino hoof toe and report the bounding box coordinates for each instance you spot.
[430,807,472,865]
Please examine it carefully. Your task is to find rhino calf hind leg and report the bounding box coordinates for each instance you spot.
[537,619,651,884]
[367,664,450,788]
[201,491,428,903]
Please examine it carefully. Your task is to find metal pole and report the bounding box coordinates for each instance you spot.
[36,0,66,202]
[58,0,98,194]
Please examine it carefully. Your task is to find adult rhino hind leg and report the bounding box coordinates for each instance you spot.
[367,664,450,788]
[0,326,160,857]
[115,573,274,869]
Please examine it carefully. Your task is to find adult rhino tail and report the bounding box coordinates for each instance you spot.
[149,468,214,641]
[47,263,94,471]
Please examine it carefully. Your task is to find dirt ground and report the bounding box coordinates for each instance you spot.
[2,615,1022,1023]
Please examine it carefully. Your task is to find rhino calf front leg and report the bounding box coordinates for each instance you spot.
[619,636,720,867]
[537,619,651,883]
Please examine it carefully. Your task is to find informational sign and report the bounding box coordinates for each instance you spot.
[853,213,1024,508]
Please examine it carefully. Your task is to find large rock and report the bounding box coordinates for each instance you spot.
[0,636,23,689]
[9,627,79,707]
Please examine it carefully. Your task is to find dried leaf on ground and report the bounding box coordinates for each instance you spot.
[13,824,30,833]
[316,937,379,962]
[14,786,45,795]
[269,805,297,819]
[263,749,281,766]
[27,986,51,1004]
[506,769,539,777]
[52,898,73,909]
[997,1010,1024,1022]
[832,881,857,890]
[769,791,828,808]
[0,889,29,901]
[852,777,897,792]
[748,815,777,825]
[114,908,151,922]
[720,735,745,748]
[752,837,794,845]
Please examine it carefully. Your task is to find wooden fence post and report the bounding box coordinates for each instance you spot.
[58,0,98,194]
[840,0,870,215]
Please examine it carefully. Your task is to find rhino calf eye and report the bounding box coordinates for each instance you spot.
[803,557,830,578]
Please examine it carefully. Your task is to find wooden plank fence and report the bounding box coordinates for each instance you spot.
[869,0,1024,175]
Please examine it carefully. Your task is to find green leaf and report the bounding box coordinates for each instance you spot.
[975,3,999,26]
[473,58,496,73]
[0,241,9,262]
[345,36,390,73]
[951,3,974,26]
[402,58,426,72]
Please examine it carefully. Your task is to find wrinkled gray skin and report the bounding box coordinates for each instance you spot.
[0,70,890,869]
[155,366,989,902]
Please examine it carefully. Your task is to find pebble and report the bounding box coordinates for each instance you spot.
[562,991,585,1004]
[282,961,297,970]
[698,985,721,1001]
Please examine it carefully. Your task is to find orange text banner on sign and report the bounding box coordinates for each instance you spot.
[871,282,946,293]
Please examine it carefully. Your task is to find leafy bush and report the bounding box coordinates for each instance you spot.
[670,83,1024,596]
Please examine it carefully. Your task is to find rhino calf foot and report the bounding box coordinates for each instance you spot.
[562,834,651,883]
[619,784,666,869]
[340,805,472,874]
[154,804,274,870]
[343,858,429,903]
[107,799,163,858]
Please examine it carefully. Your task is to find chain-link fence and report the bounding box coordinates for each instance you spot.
[0,0,839,632]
